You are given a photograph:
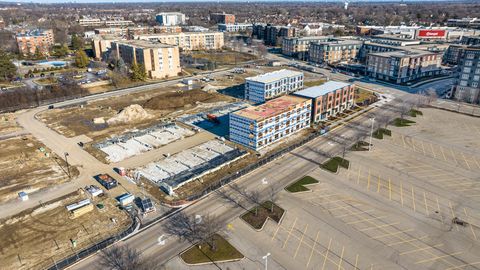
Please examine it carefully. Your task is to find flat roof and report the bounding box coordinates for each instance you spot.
[314,40,363,46]
[294,81,352,98]
[115,40,176,48]
[246,69,303,84]
[234,95,308,121]
[369,49,438,58]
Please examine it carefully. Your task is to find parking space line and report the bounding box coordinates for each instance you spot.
[337,246,345,270]
[440,146,447,161]
[463,208,478,240]
[424,192,429,216]
[437,197,444,224]
[402,134,406,148]
[294,224,308,258]
[400,182,404,206]
[421,140,426,156]
[336,209,375,219]
[387,236,428,247]
[272,217,284,240]
[377,175,381,193]
[415,252,462,264]
[360,222,399,232]
[400,244,443,255]
[445,262,480,270]
[460,152,471,170]
[347,215,387,225]
[306,231,319,268]
[389,178,392,200]
[321,238,332,270]
[450,148,459,165]
[473,157,480,170]
[357,167,361,185]
[282,217,298,248]
[412,187,416,212]
[430,143,436,158]
[354,254,359,269]
[372,229,414,240]
[367,169,371,190]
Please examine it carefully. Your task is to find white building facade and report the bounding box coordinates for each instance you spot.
[245,69,304,103]
[156,12,186,26]
[229,95,311,150]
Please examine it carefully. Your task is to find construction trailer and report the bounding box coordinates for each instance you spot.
[95,174,118,190]
[117,193,135,206]
[70,203,94,219]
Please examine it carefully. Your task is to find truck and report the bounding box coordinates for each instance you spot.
[206,114,220,124]
[95,174,118,190]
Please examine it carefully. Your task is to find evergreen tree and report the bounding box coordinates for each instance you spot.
[74,50,89,68]
[130,63,147,81]
[71,34,84,51]
[0,49,17,81]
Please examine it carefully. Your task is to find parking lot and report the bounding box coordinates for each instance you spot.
[221,108,480,270]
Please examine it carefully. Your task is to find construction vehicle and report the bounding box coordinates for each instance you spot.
[206,114,220,124]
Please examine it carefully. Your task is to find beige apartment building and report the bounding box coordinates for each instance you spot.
[309,40,363,65]
[134,32,224,51]
[16,29,54,55]
[110,40,181,79]
[92,36,119,59]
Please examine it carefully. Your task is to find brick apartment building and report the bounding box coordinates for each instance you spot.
[110,40,181,80]
[294,81,355,122]
[16,29,54,56]
[282,36,333,60]
[366,49,441,84]
[309,40,363,65]
[210,12,235,24]
[252,23,297,46]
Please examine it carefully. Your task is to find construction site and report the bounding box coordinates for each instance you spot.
[0,189,131,270]
[0,135,77,203]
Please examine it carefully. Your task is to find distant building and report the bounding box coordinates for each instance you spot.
[447,18,480,29]
[110,40,181,80]
[94,27,125,37]
[218,23,252,32]
[229,95,311,150]
[210,12,235,24]
[309,40,363,65]
[366,49,442,84]
[452,46,480,104]
[126,26,182,39]
[78,18,133,27]
[358,42,403,63]
[443,44,466,65]
[282,36,334,60]
[245,69,304,103]
[135,32,224,51]
[92,35,119,60]
[156,12,186,26]
[253,23,297,46]
[0,16,5,28]
[16,29,54,56]
[294,81,355,122]
[299,23,345,36]
[461,36,480,46]
[182,26,210,32]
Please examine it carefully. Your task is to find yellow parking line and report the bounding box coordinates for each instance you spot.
[473,157,480,169]
[306,231,319,268]
[357,167,361,185]
[347,215,387,225]
[412,187,416,212]
[272,218,283,240]
[337,246,345,270]
[402,134,406,148]
[400,244,443,255]
[415,252,462,264]
[400,182,404,206]
[282,217,297,248]
[360,222,399,232]
[440,146,447,161]
[445,262,480,270]
[430,143,436,158]
[389,178,392,200]
[424,192,429,216]
[336,209,375,219]
[377,175,381,193]
[321,238,332,270]
[372,229,414,240]
[294,224,308,258]
[460,152,471,170]
[421,140,426,156]
[367,169,371,190]
[436,197,444,224]
[412,138,417,152]
[463,208,478,240]
[387,235,428,247]
[450,148,459,165]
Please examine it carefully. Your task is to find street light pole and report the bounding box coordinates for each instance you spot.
[369,117,375,151]
[64,152,70,178]
[262,252,271,270]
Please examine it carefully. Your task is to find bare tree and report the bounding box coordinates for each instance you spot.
[376,113,393,129]
[197,214,223,252]
[267,186,277,213]
[247,190,262,216]
[99,245,163,270]
[397,99,413,119]
[162,212,203,245]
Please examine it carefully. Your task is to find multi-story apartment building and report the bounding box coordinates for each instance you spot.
[282,36,333,59]
[155,12,186,26]
[461,36,480,46]
[126,26,182,39]
[358,42,403,63]
[210,12,235,24]
[245,69,304,103]
[229,95,311,150]
[16,29,54,56]
[92,35,119,59]
[294,81,355,122]
[218,23,252,32]
[110,40,181,80]
[452,46,480,104]
[78,18,133,27]
[309,40,363,65]
[94,27,125,36]
[366,49,442,84]
[134,32,224,51]
[252,24,297,46]
[443,44,466,65]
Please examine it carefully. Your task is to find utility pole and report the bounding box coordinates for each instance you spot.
[64,152,70,178]
[262,252,271,270]
[369,117,375,151]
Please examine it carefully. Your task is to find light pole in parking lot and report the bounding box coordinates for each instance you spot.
[369,117,375,151]
[64,152,70,178]
[262,252,271,270]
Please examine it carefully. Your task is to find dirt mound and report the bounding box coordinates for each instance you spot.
[107,104,152,125]
[143,90,221,110]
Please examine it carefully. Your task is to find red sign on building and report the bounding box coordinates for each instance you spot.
[416,29,447,39]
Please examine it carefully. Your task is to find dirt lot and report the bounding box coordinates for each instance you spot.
[188,50,257,66]
[0,136,78,203]
[0,112,21,135]
[0,190,131,270]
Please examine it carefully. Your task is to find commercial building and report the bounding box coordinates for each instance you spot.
[253,24,297,46]
[294,81,355,122]
[134,31,224,51]
[229,95,311,150]
[16,29,54,56]
[218,23,252,32]
[245,69,304,103]
[366,49,442,84]
[452,46,480,104]
[414,29,448,40]
[110,40,181,80]
[282,36,333,60]
[156,12,185,26]
[447,18,480,29]
[309,40,362,65]
[210,12,235,24]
